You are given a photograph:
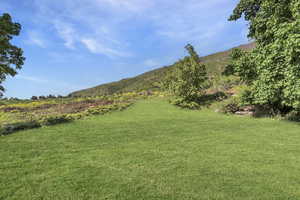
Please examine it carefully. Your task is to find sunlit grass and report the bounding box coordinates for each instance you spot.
[1,99,300,199]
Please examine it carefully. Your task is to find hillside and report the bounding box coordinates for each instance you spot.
[70,43,255,97]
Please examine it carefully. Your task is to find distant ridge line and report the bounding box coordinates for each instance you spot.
[70,42,255,97]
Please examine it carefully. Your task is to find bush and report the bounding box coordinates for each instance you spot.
[67,113,85,120]
[284,111,300,122]
[211,75,240,92]
[40,115,73,126]
[86,103,132,115]
[235,85,253,106]
[218,97,241,114]
[0,121,41,135]
[170,98,200,110]
[216,85,253,114]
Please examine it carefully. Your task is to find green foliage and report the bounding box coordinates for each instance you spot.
[237,85,254,105]
[223,49,257,84]
[0,13,25,95]
[0,121,40,135]
[40,115,73,126]
[170,97,201,110]
[285,110,300,122]
[165,44,208,102]
[218,97,241,114]
[217,85,252,114]
[211,75,241,92]
[226,0,300,113]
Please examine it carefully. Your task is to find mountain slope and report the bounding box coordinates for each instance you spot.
[70,43,255,97]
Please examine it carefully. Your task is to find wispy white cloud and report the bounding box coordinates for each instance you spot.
[32,0,134,58]
[30,0,243,59]
[81,38,132,58]
[53,21,76,49]
[25,31,47,48]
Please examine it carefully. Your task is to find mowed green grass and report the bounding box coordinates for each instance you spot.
[1,99,300,200]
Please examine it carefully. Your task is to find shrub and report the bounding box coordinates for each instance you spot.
[40,115,73,126]
[170,98,200,110]
[284,111,300,122]
[67,113,85,120]
[86,107,109,115]
[218,97,241,114]
[0,121,41,135]
[234,85,253,105]
[211,75,240,92]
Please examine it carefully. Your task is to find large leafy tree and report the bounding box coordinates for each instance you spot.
[166,44,208,102]
[227,0,300,112]
[0,13,25,96]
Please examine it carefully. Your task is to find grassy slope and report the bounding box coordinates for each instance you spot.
[1,98,300,199]
[70,43,255,97]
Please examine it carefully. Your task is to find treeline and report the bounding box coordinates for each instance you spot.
[0,95,65,102]
[30,95,65,100]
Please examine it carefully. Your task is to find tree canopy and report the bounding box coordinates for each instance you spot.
[164,44,208,102]
[226,0,300,112]
[0,13,25,96]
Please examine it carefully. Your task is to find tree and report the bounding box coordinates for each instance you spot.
[31,96,38,100]
[47,94,56,99]
[0,13,25,96]
[225,0,300,113]
[166,44,208,102]
[39,96,46,100]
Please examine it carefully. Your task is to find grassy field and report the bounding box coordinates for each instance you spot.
[1,99,300,199]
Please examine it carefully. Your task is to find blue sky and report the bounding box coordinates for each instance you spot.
[1,0,248,99]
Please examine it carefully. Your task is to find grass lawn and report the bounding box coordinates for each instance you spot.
[1,99,300,200]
